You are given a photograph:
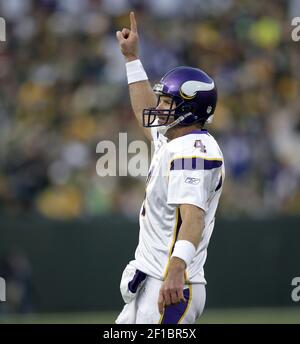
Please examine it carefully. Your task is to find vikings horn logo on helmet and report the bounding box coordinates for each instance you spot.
[180,80,215,99]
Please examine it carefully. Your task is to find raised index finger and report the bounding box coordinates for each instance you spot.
[130,11,137,33]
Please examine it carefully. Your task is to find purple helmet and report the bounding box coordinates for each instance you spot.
[143,66,217,128]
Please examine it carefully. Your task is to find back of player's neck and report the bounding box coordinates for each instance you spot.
[167,125,202,141]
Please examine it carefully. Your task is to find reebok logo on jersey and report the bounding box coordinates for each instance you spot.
[185,177,200,185]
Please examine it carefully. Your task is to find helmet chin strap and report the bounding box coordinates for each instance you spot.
[157,112,193,136]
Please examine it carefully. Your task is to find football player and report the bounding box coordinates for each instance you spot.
[115,12,225,324]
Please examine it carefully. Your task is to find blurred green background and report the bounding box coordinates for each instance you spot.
[2,308,300,324]
[1,214,300,323]
[0,0,300,323]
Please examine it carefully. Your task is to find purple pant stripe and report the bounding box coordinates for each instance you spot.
[161,288,190,324]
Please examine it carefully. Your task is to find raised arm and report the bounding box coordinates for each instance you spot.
[116,12,157,141]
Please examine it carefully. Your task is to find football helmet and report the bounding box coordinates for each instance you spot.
[143,66,217,134]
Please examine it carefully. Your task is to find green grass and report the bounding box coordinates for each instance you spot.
[1,307,300,324]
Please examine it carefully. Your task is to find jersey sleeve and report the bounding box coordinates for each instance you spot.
[167,156,223,212]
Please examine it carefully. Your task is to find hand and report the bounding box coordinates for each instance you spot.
[116,12,139,62]
[158,257,187,315]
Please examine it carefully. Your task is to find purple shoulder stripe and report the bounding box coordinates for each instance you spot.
[170,157,222,171]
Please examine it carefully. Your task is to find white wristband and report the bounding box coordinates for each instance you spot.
[171,240,196,267]
[126,59,148,84]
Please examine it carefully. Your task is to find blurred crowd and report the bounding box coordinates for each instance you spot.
[0,0,299,220]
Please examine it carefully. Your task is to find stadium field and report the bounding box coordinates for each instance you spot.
[1,307,300,324]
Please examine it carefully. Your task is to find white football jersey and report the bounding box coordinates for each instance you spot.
[130,127,225,284]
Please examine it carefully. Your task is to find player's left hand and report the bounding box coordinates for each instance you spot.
[158,257,187,314]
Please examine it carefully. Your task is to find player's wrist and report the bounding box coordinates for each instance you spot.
[171,240,196,268]
[126,58,148,84]
[169,256,186,271]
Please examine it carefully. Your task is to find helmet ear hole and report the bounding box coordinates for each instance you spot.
[181,104,193,113]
